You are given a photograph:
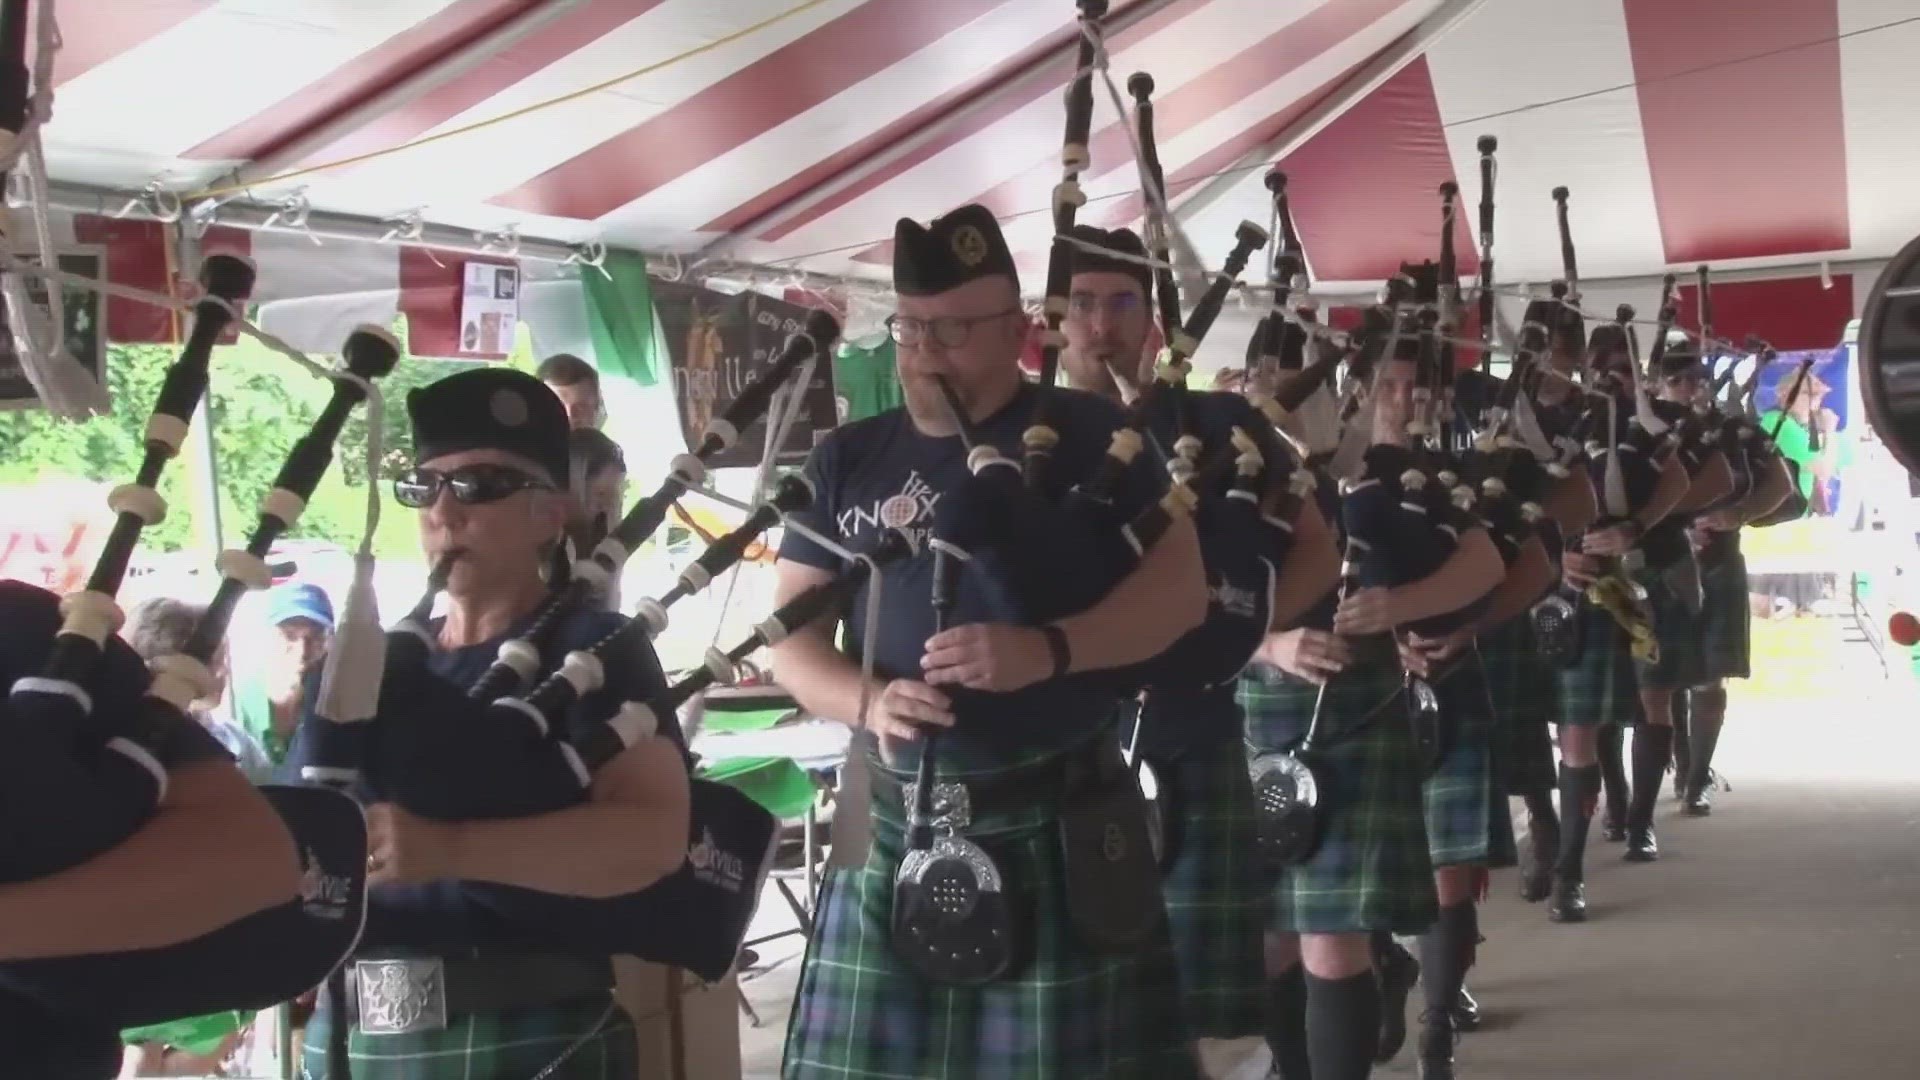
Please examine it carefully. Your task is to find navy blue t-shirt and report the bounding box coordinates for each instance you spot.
[1132,389,1299,757]
[355,606,675,953]
[780,382,1164,775]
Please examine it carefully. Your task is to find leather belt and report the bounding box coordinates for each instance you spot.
[343,952,614,1036]
[870,738,1120,819]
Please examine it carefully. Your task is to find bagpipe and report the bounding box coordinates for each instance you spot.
[1531,190,1664,663]
[289,311,843,990]
[926,9,1288,695]
[0,255,395,1028]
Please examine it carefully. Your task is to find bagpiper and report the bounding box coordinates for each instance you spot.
[772,204,1208,1079]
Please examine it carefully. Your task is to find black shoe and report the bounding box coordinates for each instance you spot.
[1684,785,1713,816]
[1601,816,1627,843]
[1453,985,1480,1032]
[1375,942,1420,1064]
[1417,1010,1458,1080]
[1547,880,1587,923]
[1624,826,1659,861]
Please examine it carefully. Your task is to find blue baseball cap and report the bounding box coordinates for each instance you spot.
[265,582,334,632]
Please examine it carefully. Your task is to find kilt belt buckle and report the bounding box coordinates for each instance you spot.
[901,779,972,834]
[354,957,449,1036]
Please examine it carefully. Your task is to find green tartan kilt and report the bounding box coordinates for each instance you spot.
[1697,552,1752,682]
[300,995,637,1080]
[1633,559,1705,691]
[1423,652,1518,870]
[1556,603,1642,728]
[1238,653,1439,937]
[1478,620,1559,796]
[1146,738,1270,1041]
[780,779,1197,1079]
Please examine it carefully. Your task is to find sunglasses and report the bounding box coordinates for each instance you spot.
[393,464,553,509]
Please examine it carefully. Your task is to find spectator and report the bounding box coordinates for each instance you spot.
[118,598,268,1077]
[567,428,628,613]
[233,582,333,767]
[122,596,272,781]
[538,353,605,431]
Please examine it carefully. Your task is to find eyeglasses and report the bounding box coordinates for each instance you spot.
[1065,292,1143,320]
[885,309,1017,350]
[393,464,553,509]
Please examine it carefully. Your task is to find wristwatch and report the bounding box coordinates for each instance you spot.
[1039,624,1071,678]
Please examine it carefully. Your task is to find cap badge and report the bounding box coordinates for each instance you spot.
[490,388,528,428]
[952,224,990,268]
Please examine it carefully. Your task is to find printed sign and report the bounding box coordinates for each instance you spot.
[458,261,520,357]
[654,280,837,469]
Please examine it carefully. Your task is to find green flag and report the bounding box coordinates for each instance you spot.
[581,249,660,388]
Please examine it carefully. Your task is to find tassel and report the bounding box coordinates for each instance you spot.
[317,553,385,726]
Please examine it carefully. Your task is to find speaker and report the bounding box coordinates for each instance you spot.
[1856,234,1920,478]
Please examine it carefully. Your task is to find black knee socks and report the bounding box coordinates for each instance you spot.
[1671,691,1691,779]
[1553,763,1601,881]
[1419,901,1477,1017]
[1598,724,1628,826]
[1626,724,1674,829]
[1306,970,1380,1080]
[1267,965,1313,1080]
[1687,688,1727,796]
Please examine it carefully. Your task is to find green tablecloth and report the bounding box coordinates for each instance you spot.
[122,1010,249,1055]
[700,705,794,734]
[701,754,815,821]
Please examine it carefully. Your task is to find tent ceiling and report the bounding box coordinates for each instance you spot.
[37,0,1920,296]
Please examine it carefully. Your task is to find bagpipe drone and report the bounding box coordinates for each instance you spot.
[1,253,395,1028]
[289,309,845,989]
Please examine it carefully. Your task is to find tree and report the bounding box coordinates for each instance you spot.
[0,317,528,557]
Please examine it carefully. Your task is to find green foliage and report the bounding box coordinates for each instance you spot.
[0,315,534,557]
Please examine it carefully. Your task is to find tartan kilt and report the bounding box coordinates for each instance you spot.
[780,779,1197,1079]
[1421,651,1518,870]
[1632,560,1705,691]
[1237,650,1438,937]
[1697,551,1752,682]
[1478,620,1559,796]
[1147,738,1269,1040]
[1555,603,1642,728]
[300,996,637,1080]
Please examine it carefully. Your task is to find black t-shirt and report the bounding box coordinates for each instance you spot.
[355,606,673,953]
[1,986,120,1080]
[1134,389,1298,755]
[780,382,1164,774]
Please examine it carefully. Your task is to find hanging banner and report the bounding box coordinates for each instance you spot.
[653,280,837,470]
[0,247,109,411]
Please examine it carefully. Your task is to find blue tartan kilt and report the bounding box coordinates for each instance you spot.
[1697,551,1752,682]
[300,995,637,1080]
[1478,620,1559,796]
[1146,738,1270,1041]
[1423,651,1518,869]
[1556,604,1642,728]
[1238,649,1438,937]
[780,773,1198,1079]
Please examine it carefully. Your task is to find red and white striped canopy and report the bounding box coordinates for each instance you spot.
[38,0,1920,350]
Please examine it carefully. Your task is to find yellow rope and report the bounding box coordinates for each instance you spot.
[187,0,839,202]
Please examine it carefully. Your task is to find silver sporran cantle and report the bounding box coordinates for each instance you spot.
[891,781,1015,986]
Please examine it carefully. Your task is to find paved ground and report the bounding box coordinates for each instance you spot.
[734,619,1920,1078]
